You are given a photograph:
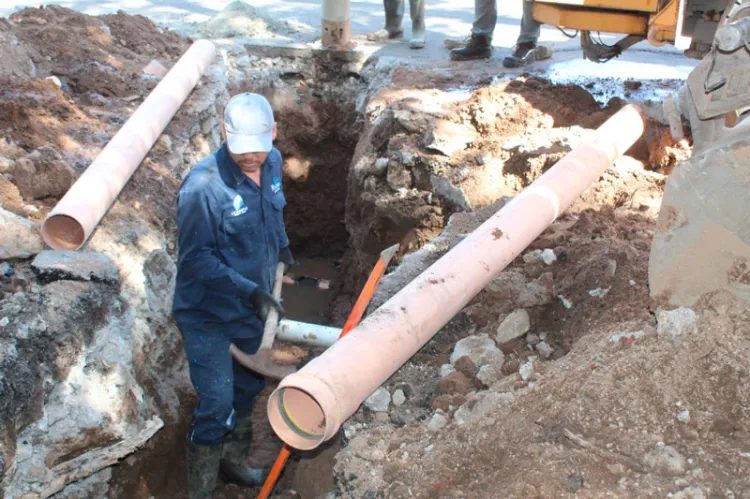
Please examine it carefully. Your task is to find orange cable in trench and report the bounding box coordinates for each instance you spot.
[257,246,397,498]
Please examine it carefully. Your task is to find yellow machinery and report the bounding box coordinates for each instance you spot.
[530,0,750,307]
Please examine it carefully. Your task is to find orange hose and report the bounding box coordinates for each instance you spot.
[257,445,291,499]
[339,257,386,338]
[257,254,390,498]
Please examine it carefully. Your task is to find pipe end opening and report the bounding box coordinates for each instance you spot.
[42,215,85,250]
[268,386,328,450]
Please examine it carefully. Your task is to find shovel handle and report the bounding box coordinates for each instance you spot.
[259,262,286,350]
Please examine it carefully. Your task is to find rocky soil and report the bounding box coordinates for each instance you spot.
[3,3,744,499]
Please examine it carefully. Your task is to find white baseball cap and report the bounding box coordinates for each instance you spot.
[224,93,275,154]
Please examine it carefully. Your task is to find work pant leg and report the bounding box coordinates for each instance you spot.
[472,0,497,38]
[384,0,405,32]
[517,0,541,44]
[410,0,425,32]
[231,335,266,411]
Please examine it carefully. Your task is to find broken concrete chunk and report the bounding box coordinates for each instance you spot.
[541,249,557,265]
[518,273,555,308]
[424,120,477,156]
[430,175,470,211]
[393,109,433,134]
[142,59,168,78]
[364,387,391,412]
[588,286,611,298]
[523,249,543,264]
[0,207,43,260]
[519,361,535,381]
[32,250,119,284]
[450,334,504,368]
[496,309,531,343]
[657,307,697,339]
[12,147,76,200]
[644,445,685,474]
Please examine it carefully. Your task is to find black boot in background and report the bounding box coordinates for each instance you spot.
[186,440,222,499]
[219,408,265,486]
[450,33,492,61]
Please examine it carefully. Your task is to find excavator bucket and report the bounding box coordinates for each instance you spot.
[649,119,750,307]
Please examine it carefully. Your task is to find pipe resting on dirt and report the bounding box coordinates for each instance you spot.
[276,319,340,348]
[41,40,216,249]
[267,105,646,450]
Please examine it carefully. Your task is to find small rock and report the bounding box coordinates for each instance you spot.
[453,355,478,379]
[657,307,697,339]
[624,80,643,90]
[428,413,448,432]
[541,249,557,265]
[364,387,391,412]
[567,474,584,493]
[450,334,504,368]
[440,363,456,378]
[644,445,686,474]
[0,317,9,327]
[526,333,540,346]
[439,371,471,396]
[496,309,531,343]
[431,394,452,412]
[629,279,636,287]
[588,287,611,298]
[535,341,553,359]
[606,259,617,277]
[343,424,357,439]
[519,273,554,307]
[502,358,521,375]
[557,294,573,309]
[32,250,119,284]
[386,161,413,190]
[0,262,14,277]
[424,120,477,156]
[374,157,389,173]
[678,410,691,423]
[519,361,535,381]
[392,389,406,407]
[672,487,705,499]
[476,363,504,386]
[609,330,645,343]
[430,175,470,211]
[374,412,389,422]
[45,75,62,87]
[523,249,544,264]
[0,207,43,259]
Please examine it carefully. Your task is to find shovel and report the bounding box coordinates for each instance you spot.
[230,262,297,380]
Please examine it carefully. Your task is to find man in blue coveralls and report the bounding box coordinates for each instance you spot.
[173,93,295,498]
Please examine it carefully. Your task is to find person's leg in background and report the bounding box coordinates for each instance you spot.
[368,0,405,41]
[409,0,426,49]
[219,334,267,486]
[503,0,552,67]
[450,0,496,60]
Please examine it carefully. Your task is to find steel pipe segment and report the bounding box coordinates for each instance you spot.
[267,105,646,450]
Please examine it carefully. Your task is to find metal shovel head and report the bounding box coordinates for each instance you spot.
[231,346,298,380]
[649,133,750,307]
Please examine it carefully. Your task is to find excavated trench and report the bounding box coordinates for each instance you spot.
[0,10,694,496]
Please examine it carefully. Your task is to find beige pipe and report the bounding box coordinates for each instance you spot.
[41,40,216,249]
[321,0,352,49]
[267,105,646,450]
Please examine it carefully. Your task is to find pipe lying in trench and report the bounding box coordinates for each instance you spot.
[267,105,646,450]
[276,319,340,348]
[41,40,216,249]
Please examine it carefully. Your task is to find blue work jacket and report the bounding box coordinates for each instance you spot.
[173,143,289,337]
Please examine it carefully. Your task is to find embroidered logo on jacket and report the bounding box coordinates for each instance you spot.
[231,194,248,216]
[271,176,282,194]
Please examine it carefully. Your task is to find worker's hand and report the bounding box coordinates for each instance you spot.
[249,287,286,323]
[279,246,297,272]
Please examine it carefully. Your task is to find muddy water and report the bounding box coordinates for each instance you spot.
[282,257,338,325]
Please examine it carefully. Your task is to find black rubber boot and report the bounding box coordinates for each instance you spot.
[219,408,265,486]
[450,33,492,61]
[502,41,537,68]
[186,440,222,499]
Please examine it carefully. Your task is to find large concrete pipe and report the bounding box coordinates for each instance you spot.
[41,40,216,249]
[268,105,646,450]
[321,0,351,49]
